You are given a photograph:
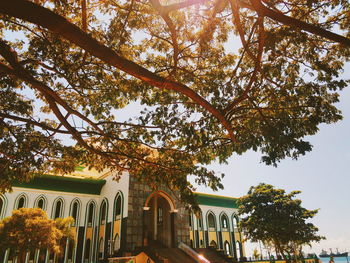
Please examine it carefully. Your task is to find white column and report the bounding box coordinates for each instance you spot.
[4,249,10,263]
[63,239,69,263]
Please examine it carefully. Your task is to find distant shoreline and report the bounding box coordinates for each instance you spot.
[319,257,349,263]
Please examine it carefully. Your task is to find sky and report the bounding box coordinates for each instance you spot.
[192,64,350,257]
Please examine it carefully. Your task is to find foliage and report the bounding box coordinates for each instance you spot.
[0,0,350,206]
[0,208,75,263]
[237,183,324,260]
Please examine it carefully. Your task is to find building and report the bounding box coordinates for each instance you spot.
[0,167,245,263]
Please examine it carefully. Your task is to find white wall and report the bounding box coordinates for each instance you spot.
[1,171,130,226]
[194,205,239,231]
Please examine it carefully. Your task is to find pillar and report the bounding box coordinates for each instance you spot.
[153,196,158,240]
[142,207,150,247]
[170,210,178,247]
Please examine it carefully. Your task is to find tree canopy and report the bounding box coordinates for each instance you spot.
[0,208,75,263]
[237,183,324,260]
[0,0,349,204]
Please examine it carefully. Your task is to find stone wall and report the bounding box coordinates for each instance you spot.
[125,175,190,251]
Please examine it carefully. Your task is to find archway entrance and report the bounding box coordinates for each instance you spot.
[143,191,176,248]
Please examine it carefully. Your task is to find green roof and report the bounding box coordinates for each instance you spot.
[195,192,238,209]
[13,174,106,195]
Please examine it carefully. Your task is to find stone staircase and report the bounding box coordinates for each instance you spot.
[137,244,197,263]
[154,248,197,263]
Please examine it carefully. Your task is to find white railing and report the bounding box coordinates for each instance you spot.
[178,242,211,263]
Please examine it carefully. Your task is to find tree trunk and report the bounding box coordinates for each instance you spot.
[274,241,288,262]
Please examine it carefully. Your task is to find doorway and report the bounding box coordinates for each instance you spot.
[144,191,176,247]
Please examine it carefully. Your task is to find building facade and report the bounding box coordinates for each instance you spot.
[0,167,245,263]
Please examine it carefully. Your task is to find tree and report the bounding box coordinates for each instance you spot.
[0,208,75,263]
[0,0,349,205]
[237,183,324,262]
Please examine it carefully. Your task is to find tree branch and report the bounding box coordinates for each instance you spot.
[0,112,71,134]
[161,0,207,14]
[244,0,350,47]
[0,0,236,141]
[149,0,180,74]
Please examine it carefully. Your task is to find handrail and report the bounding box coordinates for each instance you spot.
[178,242,211,263]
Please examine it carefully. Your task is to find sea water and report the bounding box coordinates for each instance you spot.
[319,257,350,263]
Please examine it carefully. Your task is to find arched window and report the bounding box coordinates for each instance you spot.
[84,239,91,262]
[197,213,203,229]
[188,213,192,227]
[100,200,107,225]
[15,194,27,209]
[113,234,120,253]
[115,195,122,219]
[87,202,95,227]
[208,213,216,229]
[70,199,80,227]
[210,240,217,248]
[224,241,231,255]
[221,214,229,229]
[53,198,64,219]
[38,199,44,209]
[35,196,47,210]
[18,197,25,209]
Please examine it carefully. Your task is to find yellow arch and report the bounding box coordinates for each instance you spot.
[144,190,176,212]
